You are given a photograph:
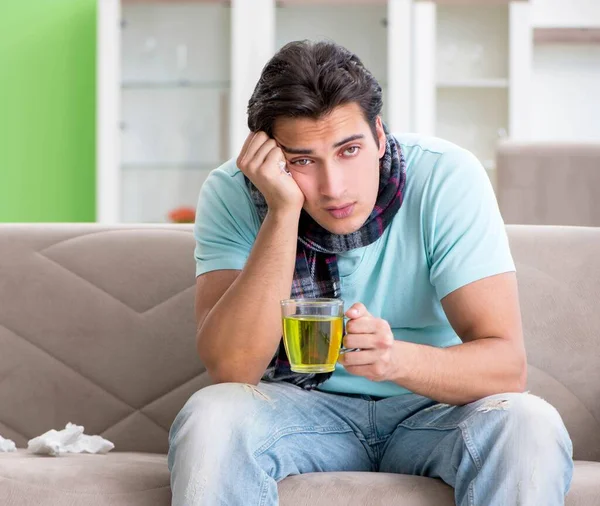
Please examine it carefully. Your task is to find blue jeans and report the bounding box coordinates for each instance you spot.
[168,381,573,505]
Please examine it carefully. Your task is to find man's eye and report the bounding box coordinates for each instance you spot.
[343,146,360,156]
[292,159,311,166]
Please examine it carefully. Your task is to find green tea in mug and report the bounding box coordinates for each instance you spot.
[280,299,345,373]
[283,315,343,373]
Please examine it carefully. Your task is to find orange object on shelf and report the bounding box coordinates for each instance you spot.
[168,206,196,223]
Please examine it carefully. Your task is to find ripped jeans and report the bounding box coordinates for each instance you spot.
[168,382,573,506]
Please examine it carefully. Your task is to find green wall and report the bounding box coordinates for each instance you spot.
[0,1,97,222]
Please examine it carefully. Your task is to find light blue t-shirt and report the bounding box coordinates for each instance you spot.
[193,134,515,398]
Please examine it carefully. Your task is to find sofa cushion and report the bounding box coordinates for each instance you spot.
[1,451,597,506]
[279,471,454,505]
[566,461,600,506]
[0,450,170,506]
[278,462,600,506]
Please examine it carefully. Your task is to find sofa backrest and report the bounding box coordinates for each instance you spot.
[0,224,205,455]
[496,141,600,227]
[0,224,598,460]
[506,225,600,461]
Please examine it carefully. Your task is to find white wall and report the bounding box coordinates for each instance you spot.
[531,44,600,141]
[531,0,600,28]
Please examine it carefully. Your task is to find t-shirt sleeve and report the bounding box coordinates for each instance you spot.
[424,148,516,300]
[193,164,260,277]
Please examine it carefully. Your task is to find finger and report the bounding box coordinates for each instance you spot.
[345,302,370,319]
[272,139,292,173]
[343,333,378,350]
[342,364,383,381]
[345,316,377,335]
[245,131,270,160]
[248,138,278,171]
[236,131,257,167]
[239,132,269,169]
[264,145,286,169]
[338,349,380,367]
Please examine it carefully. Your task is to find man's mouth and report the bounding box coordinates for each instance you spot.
[326,203,356,219]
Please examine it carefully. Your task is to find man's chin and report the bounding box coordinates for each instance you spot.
[312,214,366,236]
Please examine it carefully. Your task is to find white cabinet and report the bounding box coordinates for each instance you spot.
[97,0,232,223]
[97,0,412,223]
[275,3,389,119]
[436,3,510,175]
[410,2,533,188]
[98,0,538,222]
[118,2,230,223]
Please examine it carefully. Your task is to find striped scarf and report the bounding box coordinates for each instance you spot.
[246,132,406,389]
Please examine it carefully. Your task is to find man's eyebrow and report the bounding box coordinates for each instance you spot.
[279,144,313,155]
[332,134,365,148]
[278,134,366,155]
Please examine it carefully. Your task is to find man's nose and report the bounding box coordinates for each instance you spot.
[319,164,346,201]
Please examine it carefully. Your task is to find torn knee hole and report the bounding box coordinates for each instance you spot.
[423,403,451,412]
[477,398,510,413]
[242,383,271,402]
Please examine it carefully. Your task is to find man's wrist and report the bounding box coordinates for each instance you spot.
[266,206,302,226]
[389,340,413,385]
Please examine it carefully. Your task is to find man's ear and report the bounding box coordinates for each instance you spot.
[375,117,386,158]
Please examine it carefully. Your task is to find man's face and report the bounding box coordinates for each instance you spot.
[273,102,386,235]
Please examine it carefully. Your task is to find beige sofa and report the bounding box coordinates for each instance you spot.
[0,223,599,506]
[496,141,600,227]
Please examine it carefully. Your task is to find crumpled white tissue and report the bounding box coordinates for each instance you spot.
[27,423,115,457]
[0,435,17,452]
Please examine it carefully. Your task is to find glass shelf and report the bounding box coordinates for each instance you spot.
[121,165,214,223]
[121,80,230,90]
[121,162,221,171]
[437,78,509,89]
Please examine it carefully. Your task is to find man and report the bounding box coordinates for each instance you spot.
[168,40,573,505]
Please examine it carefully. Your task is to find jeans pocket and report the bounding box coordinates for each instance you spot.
[399,402,475,431]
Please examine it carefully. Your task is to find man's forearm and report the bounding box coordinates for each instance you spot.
[391,337,527,405]
[197,209,300,384]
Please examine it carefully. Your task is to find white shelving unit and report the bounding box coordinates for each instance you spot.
[117,1,231,223]
[275,3,389,119]
[411,1,533,189]
[97,0,413,223]
[436,78,509,89]
[96,0,600,223]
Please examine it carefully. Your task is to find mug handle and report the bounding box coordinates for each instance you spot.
[339,316,360,354]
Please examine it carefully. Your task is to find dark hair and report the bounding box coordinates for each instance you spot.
[247,40,383,141]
